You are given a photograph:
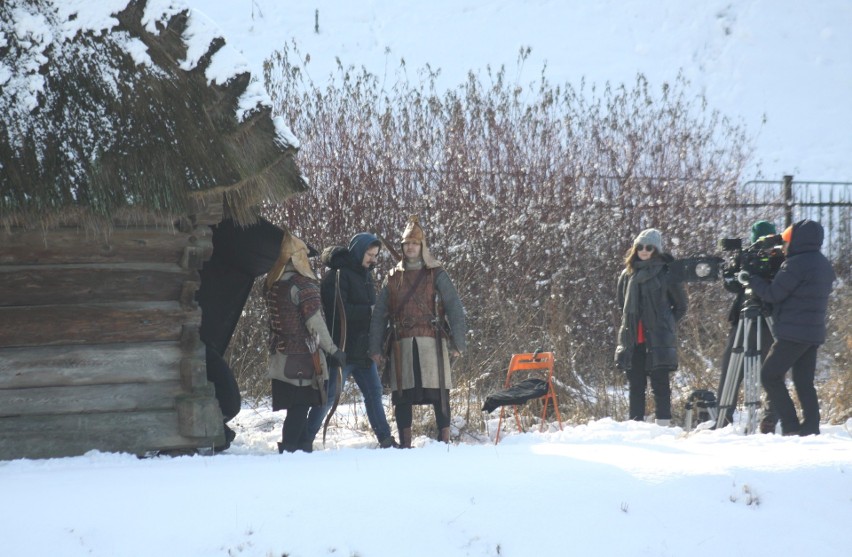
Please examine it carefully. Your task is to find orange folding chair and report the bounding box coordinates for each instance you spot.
[494,351,563,444]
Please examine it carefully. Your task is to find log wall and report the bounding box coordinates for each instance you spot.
[0,222,224,460]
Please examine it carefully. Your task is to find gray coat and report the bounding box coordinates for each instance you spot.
[615,254,688,372]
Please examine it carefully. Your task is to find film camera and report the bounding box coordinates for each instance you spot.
[661,234,784,285]
[718,234,785,282]
[668,255,724,283]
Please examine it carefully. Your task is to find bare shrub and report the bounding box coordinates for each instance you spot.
[225,41,846,435]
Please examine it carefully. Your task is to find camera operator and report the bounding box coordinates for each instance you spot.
[717,220,779,432]
[737,219,836,436]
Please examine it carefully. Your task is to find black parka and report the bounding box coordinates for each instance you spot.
[615,253,688,372]
[748,219,835,345]
[320,234,381,366]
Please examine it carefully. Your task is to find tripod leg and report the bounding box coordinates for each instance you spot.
[716,320,745,429]
[742,316,762,434]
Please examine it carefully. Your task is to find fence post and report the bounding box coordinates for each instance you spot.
[783,175,794,227]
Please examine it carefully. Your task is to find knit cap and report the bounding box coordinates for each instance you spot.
[633,228,663,252]
[750,220,777,243]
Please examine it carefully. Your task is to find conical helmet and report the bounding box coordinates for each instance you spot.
[266,230,317,287]
[398,215,441,268]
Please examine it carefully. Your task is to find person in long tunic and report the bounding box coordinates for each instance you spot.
[369,216,467,447]
[615,228,688,425]
[264,231,346,453]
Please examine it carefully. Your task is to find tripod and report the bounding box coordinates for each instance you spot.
[715,292,773,433]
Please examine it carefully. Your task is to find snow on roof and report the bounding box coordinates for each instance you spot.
[1,0,286,151]
[0,0,303,227]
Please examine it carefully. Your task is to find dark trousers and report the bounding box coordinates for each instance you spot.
[394,401,451,431]
[281,405,310,451]
[627,345,672,421]
[760,339,820,435]
[717,316,776,425]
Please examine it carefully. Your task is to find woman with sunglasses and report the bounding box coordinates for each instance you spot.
[615,228,688,425]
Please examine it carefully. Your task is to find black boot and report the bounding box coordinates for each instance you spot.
[399,428,412,449]
[379,436,399,449]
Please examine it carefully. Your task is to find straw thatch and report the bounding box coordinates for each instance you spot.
[0,0,307,231]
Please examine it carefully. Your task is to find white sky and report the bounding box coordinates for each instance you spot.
[187,0,852,182]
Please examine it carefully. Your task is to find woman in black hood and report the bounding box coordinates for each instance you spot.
[740,219,836,436]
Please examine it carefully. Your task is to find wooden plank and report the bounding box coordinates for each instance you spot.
[0,227,212,266]
[0,343,183,388]
[0,381,184,418]
[0,263,197,307]
[177,388,225,437]
[0,301,200,347]
[0,410,224,460]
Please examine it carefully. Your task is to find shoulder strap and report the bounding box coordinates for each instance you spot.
[393,268,429,317]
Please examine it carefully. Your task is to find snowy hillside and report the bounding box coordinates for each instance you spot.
[188,0,852,181]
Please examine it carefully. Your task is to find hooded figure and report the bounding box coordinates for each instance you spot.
[264,230,345,453]
[742,219,835,436]
[299,232,398,449]
[368,215,467,447]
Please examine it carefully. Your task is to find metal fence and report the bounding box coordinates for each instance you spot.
[738,176,851,273]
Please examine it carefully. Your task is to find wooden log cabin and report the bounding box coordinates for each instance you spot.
[0,1,306,459]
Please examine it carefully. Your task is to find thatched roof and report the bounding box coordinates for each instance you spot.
[0,0,307,230]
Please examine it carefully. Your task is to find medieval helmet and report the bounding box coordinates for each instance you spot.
[266,230,317,287]
[398,215,441,268]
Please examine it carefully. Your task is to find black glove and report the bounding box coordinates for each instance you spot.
[737,270,750,285]
[328,349,346,368]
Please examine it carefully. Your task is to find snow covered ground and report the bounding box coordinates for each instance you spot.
[3,404,852,556]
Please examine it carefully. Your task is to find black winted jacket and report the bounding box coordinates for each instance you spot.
[615,254,688,372]
[320,234,381,366]
[748,219,835,345]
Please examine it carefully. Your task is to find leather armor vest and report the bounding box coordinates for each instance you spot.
[388,267,440,339]
[265,274,322,354]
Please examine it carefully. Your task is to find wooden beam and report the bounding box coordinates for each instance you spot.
[0,410,224,460]
[0,227,212,266]
[0,343,183,388]
[0,381,184,418]
[0,302,200,347]
[0,263,198,307]
[176,387,225,438]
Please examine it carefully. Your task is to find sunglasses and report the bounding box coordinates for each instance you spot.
[636,244,655,252]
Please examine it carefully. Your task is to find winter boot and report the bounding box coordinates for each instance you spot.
[439,427,450,443]
[399,428,412,449]
[655,419,671,427]
[379,436,399,449]
[759,417,778,434]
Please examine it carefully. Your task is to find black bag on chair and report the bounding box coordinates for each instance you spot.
[482,378,549,413]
